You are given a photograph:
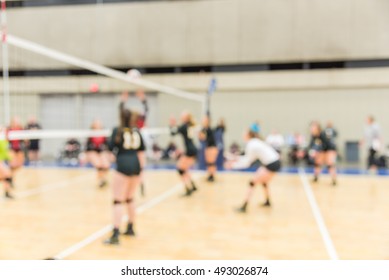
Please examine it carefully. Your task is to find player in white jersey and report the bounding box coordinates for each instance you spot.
[225,125,281,212]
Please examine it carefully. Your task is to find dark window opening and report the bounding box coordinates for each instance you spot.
[269,63,304,71]
[310,61,345,69]
[1,58,389,77]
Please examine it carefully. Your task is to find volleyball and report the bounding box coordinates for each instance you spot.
[127,69,142,79]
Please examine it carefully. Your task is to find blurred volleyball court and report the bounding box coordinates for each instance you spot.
[0,0,388,261]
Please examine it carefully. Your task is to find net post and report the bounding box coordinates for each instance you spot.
[201,93,208,117]
[1,0,10,125]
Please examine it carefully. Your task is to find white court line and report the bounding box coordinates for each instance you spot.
[0,173,92,202]
[16,173,92,198]
[53,178,195,260]
[298,169,339,260]
[54,224,113,260]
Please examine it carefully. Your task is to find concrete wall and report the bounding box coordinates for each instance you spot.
[210,88,389,165]
[1,67,388,163]
[3,0,389,69]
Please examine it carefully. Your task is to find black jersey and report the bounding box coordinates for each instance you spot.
[26,123,41,131]
[323,127,337,151]
[309,133,329,152]
[26,122,42,150]
[110,127,145,176]
[170,123,198,157]
[202,127,216,147]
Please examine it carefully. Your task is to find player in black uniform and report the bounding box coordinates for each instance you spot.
[199,115,218,182]
[169,112,198,196]
[308,121,330,184]
[104,103,145,245]
[86,119,110,188]
[120,90,148,196]
[323,121,338,186]
[25,116,42,165]
[214,118,226,170]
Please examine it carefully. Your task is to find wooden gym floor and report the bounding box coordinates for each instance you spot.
[0,168,388,260]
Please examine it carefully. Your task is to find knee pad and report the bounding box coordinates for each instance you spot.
[125,198,133,204]
[206,162,216,167]
[249,181,255,188]
[113,200,122,205]
[5,177,12,183]
[262,183,268,188]
[97,167,104,172]
[177,168,186,176]
[327,165,335,169]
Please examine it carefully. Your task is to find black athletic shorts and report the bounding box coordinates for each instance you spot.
[367,148,377,169]
[28,140,40,151]
[265,160,281,172]
[205,143,216,148]
[324,143,337,152]
[116,154,141,176]
[185,148,198,158]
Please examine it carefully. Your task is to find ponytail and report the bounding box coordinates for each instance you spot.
[187,113,196,127]
[116,108,135,144]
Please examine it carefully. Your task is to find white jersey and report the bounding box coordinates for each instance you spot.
[266,134,285,151]
[232,138,280,169]
[364,122,381,150]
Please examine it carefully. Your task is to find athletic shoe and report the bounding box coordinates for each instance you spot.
[104,229,120,245]
[235,205,247,213]
[261,200,271,207]
[5,192,14,199]
[181,188,192,197]
[104,235,119,245]
[207,175,215,182]
[99,180,107,188]
[123,224,136,236]
[190,181,198,192]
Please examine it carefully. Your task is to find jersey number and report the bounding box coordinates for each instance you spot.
[123,132,141,150]
[187,127,195,139]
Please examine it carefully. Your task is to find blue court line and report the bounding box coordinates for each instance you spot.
[23,162,389,176]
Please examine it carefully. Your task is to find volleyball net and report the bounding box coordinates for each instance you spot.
[0,30,205,162]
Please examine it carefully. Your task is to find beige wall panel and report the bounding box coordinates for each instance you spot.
[2,0,389,68]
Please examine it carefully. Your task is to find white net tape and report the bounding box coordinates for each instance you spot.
[3,33,205,103]
[0,127,170,141]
